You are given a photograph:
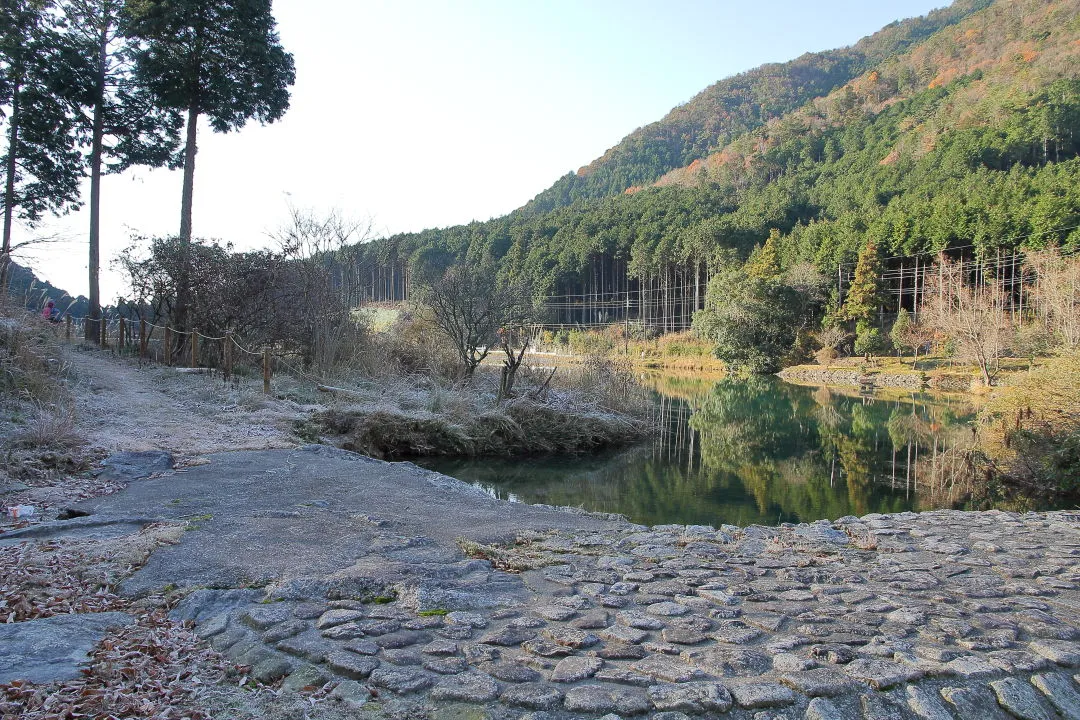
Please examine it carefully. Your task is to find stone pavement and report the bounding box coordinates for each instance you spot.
[167,506,1080,719]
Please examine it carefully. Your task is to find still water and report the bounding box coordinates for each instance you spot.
[415,375,980,526]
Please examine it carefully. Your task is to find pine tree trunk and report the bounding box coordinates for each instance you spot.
[86,20,108,342]
[0,78,20,297]
[175,104,199,333]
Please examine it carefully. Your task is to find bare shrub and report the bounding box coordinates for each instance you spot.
[814,325,849,362]
[1027,247,1080,349]
[375,310,462,380]
[814,346,839,365]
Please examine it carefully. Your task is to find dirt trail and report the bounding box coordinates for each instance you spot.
[65,347,307,457]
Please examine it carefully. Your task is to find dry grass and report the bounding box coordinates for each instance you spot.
[0,311,93,486]
[10,404,82,450]
[974,351,1080,501]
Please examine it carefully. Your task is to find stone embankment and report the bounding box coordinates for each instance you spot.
[179,509,1080,719]
[778,367,928,392]
[778,366,981,394]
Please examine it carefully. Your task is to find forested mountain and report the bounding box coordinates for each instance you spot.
[521,0,993,214]
[335,0,1079,336]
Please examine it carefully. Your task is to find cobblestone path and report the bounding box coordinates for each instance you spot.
[175,509,1080,719]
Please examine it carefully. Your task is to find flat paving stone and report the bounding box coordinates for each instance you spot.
[563,685,619,714]
[631,655,705,683]
[0,612,134,684]
[727,681,796,709]
[779,667,856,697]
[905,684,954,720]
[600,624,650,643]
[542,626,599,648]
[500,682,564,710]
[369,666,433,694]
[647,682,733,714]
[860,693,912,720]
[844,657,924,689]
[324,651,379,680]
[424,656,468,674]
[941,685,1011,719]
[480,626,536,646]
[1031,671,1080,718]
[314,608,364,630]
[429,672,500,702]
[804,696,849,720]
[550,655,603,682]
[482,661,541,683]
[989,677,1057,720]
[1031,640,1080,666]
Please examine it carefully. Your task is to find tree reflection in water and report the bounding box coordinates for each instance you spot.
[415,376,980,526]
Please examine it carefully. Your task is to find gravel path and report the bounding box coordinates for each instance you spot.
[66,346,304,457]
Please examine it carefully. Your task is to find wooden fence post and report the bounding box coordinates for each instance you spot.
[190,331,198,368]
[263,348,271,394]
[139,319,147,360]
[100,317,107,347]
[65,315,71,341]
[164,327,173,366]
[224,331,233,381]
[118,318,126,351]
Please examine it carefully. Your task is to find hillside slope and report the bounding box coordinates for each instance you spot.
[521,0,992,214]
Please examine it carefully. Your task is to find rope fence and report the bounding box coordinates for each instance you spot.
[52,315,317,394]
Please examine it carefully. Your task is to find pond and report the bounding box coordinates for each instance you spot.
[414,375,983,526]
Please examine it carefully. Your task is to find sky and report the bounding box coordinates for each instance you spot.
[19,0,948,302]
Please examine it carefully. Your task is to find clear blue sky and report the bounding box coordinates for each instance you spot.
[25,0,948,300]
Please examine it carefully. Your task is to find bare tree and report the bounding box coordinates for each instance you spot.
[923,257,1011,386]
[272,205,372,371]
[494,274,542,400]
[418,261,502,379]
[417,258,542,385]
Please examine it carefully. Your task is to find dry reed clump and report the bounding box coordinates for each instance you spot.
[554,354,655,418]
[0,311,92,480]
[10,404,82,450]
[0,313,68,404]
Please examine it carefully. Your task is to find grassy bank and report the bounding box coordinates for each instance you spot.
[312,359,653,459]
[0,310,101,485]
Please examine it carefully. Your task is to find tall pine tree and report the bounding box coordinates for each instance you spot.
[1,0,84,294]
[58,0,183,339]
[124,0,294,331]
